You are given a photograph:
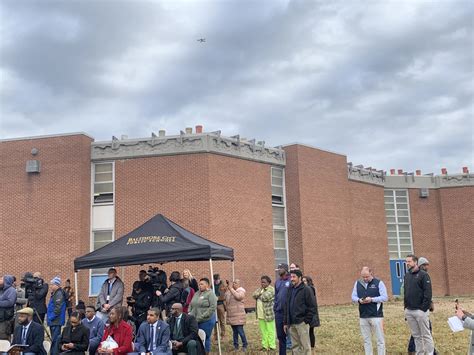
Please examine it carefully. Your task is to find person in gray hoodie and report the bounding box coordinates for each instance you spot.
[0,275,18,340]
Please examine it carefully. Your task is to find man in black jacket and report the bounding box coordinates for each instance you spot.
[283,270,317,355]
[155,272,183,318]
[12,307,46,355]
[168,303,204,355]
[403,254,434,354]
[26,272,49,324]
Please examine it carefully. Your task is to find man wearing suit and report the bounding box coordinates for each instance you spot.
[168,303,204,355]
[135,308,171,355]
[12,307,46,355]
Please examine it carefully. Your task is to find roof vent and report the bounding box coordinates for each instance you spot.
[419,188,429,198]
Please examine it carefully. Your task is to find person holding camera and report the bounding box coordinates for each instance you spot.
[155,271,183,318]
[96,268,124,321]
[0,275,17,340]
[128,281,152,330]
[23,272,49,324]
[351,267,388,355]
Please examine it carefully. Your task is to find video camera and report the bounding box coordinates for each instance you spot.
[147,266,167,293]
[22,272,44,300]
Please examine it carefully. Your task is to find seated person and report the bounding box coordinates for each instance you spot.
[12,307,46,355]
[59,311,90,355]
[81,306,105,355]
[99,307,133,355]
[135,308,171,355]
[168,303,204,355]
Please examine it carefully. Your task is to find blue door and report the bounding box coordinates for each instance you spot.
[390,259,407,296]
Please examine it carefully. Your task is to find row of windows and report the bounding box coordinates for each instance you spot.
[272,167,288,269]
[91,163,115,295]
[384,189,414,260]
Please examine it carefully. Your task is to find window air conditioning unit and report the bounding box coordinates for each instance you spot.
[26,160,41,173]
[419,188,429,198]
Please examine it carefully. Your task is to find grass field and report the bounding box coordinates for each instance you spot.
[210,296,474,354]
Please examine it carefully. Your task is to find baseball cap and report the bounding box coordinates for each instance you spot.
[418,257,430,266]
[275,263,289,272]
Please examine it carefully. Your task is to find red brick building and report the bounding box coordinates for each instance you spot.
[1,129,472,305]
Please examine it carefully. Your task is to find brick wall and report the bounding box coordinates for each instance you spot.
[0,135,92,295]
[438,187,474,295]
[284,145,355,305]
[109,153,274,306]
[408,189,449,296]
[349,181,392,294]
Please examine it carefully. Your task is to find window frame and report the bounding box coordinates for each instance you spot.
[384,189,414,259]
[92,162,115,205]
[271,167,289,267]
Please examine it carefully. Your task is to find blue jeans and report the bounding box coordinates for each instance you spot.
[231,325,248,349]
[275,311,286,355]
[49,325,62,355]
[198,314,216,353]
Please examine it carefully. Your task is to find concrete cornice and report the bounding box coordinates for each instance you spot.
[384,174,474,189]
[91,132,286,166]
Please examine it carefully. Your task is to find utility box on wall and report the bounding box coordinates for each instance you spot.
[26,160,41,173]
[419,188,429,198]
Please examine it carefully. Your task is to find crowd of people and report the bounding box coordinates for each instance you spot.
[0,254,472,355]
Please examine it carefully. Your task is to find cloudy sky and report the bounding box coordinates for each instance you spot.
[0,0,472,173]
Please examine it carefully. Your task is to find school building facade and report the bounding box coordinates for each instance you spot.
[1,128,472,305]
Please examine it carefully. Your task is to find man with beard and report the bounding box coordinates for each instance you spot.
[169,303,204,355]
[283,270,317,355]
[404,254,434,355]
[12,307,46,354]
[274,263,291,355]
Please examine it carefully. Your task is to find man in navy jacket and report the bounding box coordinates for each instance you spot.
[12,307,46,355]
[135,308,171,355]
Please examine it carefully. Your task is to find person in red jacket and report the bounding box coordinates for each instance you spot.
[98,307,133,355]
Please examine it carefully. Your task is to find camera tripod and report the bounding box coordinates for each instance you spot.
[33,308,52,342]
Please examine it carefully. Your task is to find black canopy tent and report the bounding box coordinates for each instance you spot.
[74,213,234,270]
[73,213,234,355]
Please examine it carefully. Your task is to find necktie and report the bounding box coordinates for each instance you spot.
[22,327,27,345]
[148,324,154,351]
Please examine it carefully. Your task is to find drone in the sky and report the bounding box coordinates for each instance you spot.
[197,38,206,43]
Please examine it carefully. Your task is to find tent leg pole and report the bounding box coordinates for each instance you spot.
[74,272,79,306]
[209,259,222,355]
[231,260,235,281]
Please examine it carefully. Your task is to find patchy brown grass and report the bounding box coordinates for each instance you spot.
[210,296,474,354]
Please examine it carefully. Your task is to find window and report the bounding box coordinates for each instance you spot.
[384,189,413,259]
[271,167,284,205]
[90,230,113,296]
[271,167,288,268]
[93,163,114,204]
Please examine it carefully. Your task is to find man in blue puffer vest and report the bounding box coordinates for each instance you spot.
[351,267,388,355]
[47,276,66,355]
